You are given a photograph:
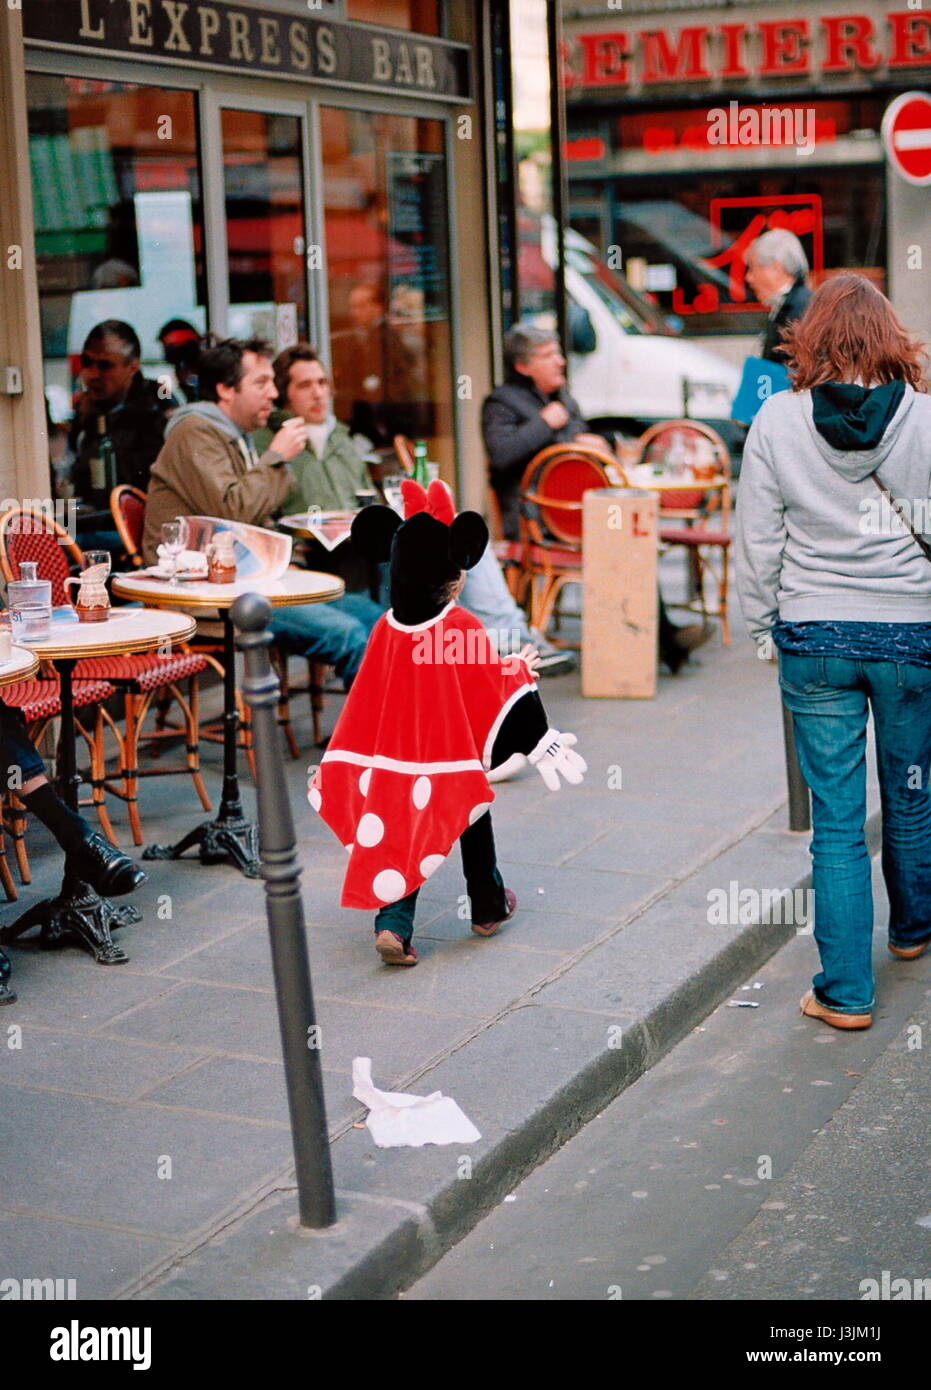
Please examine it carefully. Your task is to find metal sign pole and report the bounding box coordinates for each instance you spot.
[781,699,811,834]
[233,594,336,1228]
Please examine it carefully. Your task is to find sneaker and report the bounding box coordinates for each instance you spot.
[66,832,148,899]
[487,753,528,784]
[800,988,871,1030]
[472,887,517,938]
[374,930,418,966]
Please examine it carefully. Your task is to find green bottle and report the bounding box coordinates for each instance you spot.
[413,439,429,487]
[89,415,117,505]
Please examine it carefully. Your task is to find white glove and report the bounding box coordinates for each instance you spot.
[528,728,587,791]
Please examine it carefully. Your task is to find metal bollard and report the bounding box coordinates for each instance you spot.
[781,699,811,833]
[233,593,336,1229]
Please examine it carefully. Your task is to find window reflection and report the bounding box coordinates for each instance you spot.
[322,108,452,466]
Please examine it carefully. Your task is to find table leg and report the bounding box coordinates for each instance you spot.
[1,658,141,966]
[143,613,260,877]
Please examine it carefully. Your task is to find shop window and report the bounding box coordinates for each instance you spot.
[345,0,441,34]
[26,75,206,498]
[321,107,452,468]
[603,168,886,336]
[221,110,308,347]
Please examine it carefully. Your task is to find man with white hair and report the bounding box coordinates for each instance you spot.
[744,228,812,363]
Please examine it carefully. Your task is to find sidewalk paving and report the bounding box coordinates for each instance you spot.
[0,605,882,1300]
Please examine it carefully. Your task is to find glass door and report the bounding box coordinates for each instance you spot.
[218,104,309,351]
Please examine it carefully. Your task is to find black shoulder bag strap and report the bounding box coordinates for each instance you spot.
[870,472,931,565]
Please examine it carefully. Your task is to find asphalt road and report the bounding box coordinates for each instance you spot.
[406,864,931,1302]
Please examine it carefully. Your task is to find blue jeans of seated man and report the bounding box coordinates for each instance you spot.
[268,592,382,690]
[0,703,47,782]
[779,651,931,1014]
[374,811,507,944]
[460,543,533,652]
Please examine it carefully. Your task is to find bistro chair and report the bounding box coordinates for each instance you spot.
[393,434,415,475]
[0,506,211,845]
[518,444,621,642]
[1,673,118,894]
[633,420,732,644]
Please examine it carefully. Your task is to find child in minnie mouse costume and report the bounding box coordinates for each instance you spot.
[308,479,586,966]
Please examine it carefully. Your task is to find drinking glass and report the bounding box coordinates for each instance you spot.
[161,520,186,585]
[82,549,112,577]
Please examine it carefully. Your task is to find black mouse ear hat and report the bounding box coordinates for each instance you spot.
[351,480,488,605]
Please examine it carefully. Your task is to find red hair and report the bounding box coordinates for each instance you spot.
[783,274,927,391]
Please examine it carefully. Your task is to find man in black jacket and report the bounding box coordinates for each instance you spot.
[69,319,173,498]
[482,325,608,541]
[482,324,709,673]
[745,229,812,363]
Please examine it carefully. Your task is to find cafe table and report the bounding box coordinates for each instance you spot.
[0,645,39,687]
[112,568,344,878]
[1,606,195,965]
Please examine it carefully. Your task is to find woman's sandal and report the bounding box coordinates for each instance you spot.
[375,930,419,966]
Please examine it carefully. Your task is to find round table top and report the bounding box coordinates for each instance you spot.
[112,567,345,611]
[21,607,196,660]
[627,464,727,491]
[0,646,40,686]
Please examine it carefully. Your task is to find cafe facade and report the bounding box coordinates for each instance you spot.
[0,0,531,518]
[560,0,931,362]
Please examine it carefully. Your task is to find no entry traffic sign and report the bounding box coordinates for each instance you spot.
[882,91,931,187]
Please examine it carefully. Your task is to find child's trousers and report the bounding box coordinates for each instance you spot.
[373,811,507,943]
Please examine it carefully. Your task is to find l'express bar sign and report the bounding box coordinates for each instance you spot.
[23,0,471,100]
[563,10,931,93]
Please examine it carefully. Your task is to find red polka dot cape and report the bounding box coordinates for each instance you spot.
[308,601,536,909]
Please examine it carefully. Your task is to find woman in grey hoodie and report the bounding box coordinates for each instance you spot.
[735,274,931,1031]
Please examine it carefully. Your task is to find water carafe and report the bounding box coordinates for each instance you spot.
[8,562,52,642]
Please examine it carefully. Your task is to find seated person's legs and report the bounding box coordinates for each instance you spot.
[0,702,146,896]
[268,595,380,690]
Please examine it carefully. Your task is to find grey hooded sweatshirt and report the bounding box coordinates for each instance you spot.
[735,384,931,643]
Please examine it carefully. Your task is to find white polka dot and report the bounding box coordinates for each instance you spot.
[412,776,432,809]
[468,802,493,826]
[359,768,372,796]
[345,844,353,854]
[419,854,445,878]
[308,787,322,812]
[357,813,385,847]
[373,869,406,902]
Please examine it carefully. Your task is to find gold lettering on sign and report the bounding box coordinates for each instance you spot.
[371,37,392,81]
[199,7,220,56]
[316,26,337,75]
[163,1,192,54]
[258,17,281,65]
[289,20,310,71]
[227,11,255,63]
[128,0,154,47]
[415,46,437,89]
[395,42,414,84]
[78,0,105,39]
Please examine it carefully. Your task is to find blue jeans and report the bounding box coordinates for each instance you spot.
[269,593,382,689]
[779,651,931,1013]
[460,543,533,652]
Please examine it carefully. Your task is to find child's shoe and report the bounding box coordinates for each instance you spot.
[472,888,517,938]
[375,930,419,966]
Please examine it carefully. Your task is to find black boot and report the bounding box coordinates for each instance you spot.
[65,832,148,899]
[0,948,16,1005]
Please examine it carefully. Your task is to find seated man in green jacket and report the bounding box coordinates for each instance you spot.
[254,344,377,597]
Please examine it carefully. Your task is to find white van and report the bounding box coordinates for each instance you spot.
[535,218,741,446]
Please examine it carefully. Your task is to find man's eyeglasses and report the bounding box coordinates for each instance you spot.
[80,354,121,371]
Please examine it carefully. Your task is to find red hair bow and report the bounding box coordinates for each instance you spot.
[400,478,455,527]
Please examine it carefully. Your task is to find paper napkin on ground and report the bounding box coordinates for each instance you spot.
[352,1057,481,1148]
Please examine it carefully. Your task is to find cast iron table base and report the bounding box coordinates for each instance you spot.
[142,614,260,878]
[0,870,140,965]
